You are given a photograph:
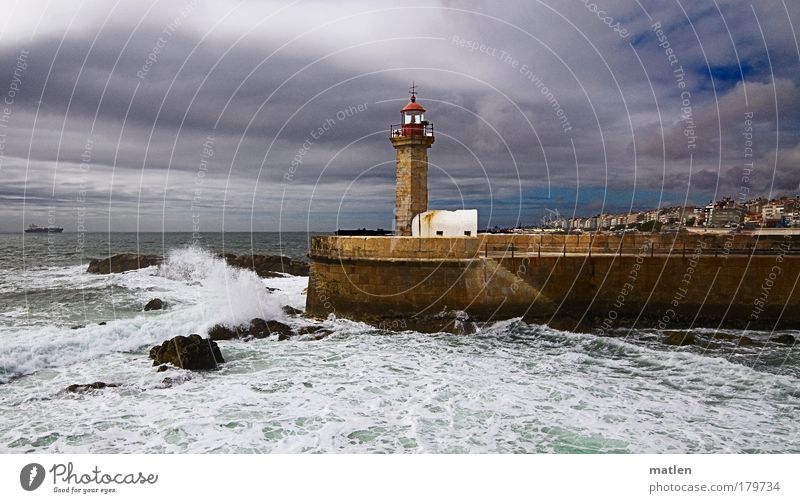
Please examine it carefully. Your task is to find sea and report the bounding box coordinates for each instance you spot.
[0,232,798,453]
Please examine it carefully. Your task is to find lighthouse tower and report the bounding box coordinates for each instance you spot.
[391,84,435,236]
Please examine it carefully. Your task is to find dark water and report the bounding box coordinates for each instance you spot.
[1,232,314,269]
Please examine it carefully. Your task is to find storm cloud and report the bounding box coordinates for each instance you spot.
[0,0,798,232]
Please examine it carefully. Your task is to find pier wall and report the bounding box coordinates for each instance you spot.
[306,234,800,329]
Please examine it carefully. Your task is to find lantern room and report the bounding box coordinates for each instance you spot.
[391,84,434,138]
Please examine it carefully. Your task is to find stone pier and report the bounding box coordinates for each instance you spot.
[306,233,800,330]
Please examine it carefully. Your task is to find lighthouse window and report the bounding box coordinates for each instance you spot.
[464,231,471,236]
[436,230,444,236]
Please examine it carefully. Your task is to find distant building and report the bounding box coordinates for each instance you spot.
[761,203,787,227]
[708,206,743,227]
[790,211,800,228]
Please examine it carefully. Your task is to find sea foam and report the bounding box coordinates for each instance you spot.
[0,247,285,381]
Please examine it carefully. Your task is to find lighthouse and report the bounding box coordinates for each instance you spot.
[391,84,435,236]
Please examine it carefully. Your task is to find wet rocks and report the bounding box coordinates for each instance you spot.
[86,254,162,274]
[86,252,306,276]
[282,305,303,316]
[664,331,695,346]
[770,334,796,346]
[207,324,247,341]
[707,332,764,347]
[149,334,224,370]
[249,318,293,339]
[144,298,165,311]
[208,318,293,341]
[296,326,333,341]
[65,382,119,393]
[224,254,309,278]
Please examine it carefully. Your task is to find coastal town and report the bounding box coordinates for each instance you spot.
[521,195,800,233]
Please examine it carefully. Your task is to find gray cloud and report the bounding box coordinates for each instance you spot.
[0,0,798,232]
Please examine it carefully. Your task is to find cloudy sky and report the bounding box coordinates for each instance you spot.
[0,0,798,232]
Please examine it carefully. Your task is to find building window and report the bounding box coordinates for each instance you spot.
[464,231,471,236]
[436,230,444,236]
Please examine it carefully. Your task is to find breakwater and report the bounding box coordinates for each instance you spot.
[306,233,800,330]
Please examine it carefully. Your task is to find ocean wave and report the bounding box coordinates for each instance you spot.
[0,246,290,381]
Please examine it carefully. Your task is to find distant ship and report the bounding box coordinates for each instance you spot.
[24,224,64,233]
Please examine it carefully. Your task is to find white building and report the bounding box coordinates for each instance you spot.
[762,204,785,221]
[411,209,478,237]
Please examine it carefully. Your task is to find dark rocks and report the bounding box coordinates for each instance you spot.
[356,314,478,335]
[207,324,247,341]
[770,334,796,346]
[709,332,762,347]
[70,325,85,330]
[249,318,293,339]
[66,382,119,393]
[149,334,224,370]
[87,254,162,274]
[297,325,325,335]
[282,305,303,316]
[158,374,192,388]
[664,331,695,346]
[208,318,293,340]
[144,298,165,311]
[86,253,303,276]
[296,326,333,341]
[156,365,169,373]
[218,253,237,263]
[224,254,309,278]
[98,321,107,326]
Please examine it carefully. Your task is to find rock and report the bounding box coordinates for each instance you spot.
[209,319,293,340]
[770,334,796,346]
[249,318,293,339]
[144,298,165,311]
[87,254,162,274]
[707,332,762,347]
[158,374,192,388]
[664,331,695,346]
[156,365,168,372]
[282,305,303,316]
[207,323,247,341]
[225,254,309,277]
[66,382,119,393]
[70,325,85,330]
[98,321,107,326]
[294,326,332,341]
[149,334,224,370]
[297,325,325,335]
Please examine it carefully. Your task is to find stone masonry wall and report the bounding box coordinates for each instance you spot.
[392,136,433,236]
[306,234,800,329]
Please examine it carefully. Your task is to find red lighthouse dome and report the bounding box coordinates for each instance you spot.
[392,83,433,138]
[401,94,425,113]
